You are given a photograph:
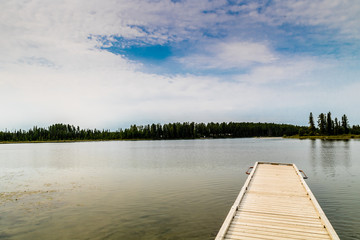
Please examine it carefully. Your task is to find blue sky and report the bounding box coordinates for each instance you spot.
[0,0,360,130]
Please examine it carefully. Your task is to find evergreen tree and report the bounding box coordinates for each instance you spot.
[342,114,349,134]
[326,112,333,135]
[308,112,316,135]
[334,118,340,135]
[318,113,326,135]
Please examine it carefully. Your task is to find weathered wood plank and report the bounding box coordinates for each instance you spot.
[215,162,339,240]
[228,224,330,238]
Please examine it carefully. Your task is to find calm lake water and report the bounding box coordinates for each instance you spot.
[1,138,360,240]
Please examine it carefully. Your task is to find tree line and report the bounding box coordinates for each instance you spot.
[1,114,358,142]
[303,112,360,136]
[0,122,301,142]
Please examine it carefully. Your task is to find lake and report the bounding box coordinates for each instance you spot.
[1,138,360,239]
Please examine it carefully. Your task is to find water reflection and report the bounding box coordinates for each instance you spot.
[305,139,360,240]
[1,139,360,239]
[308,139,352,178]
[309,140,317,174]
[320,140,337,177]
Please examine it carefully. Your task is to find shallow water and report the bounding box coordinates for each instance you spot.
[0,139,359,239]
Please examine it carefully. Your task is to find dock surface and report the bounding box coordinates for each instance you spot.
[215,162,339,240]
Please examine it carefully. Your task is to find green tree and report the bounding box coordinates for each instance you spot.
[342,114,349,134]
[308,112,316,135]
[334,118,340,135]
[326,112,333,135]
[318,113,326,135]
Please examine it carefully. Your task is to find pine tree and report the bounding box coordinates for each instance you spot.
[326,112,333,135]
[318,113,326,135]
[334,118,339,135]
[342,114,349,134]
[308,112,316,135]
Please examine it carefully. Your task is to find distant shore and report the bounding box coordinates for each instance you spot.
[254,137,283,139]
[0,139,106,144]
[285,134,360,140]
[0,137,284,144]
[2,135,360,144]
[0,139,154,144]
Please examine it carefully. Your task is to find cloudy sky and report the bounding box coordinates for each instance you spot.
[1,0,359,130]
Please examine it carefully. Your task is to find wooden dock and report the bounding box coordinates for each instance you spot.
[215,162,339,240]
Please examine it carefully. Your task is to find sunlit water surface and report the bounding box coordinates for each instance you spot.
[1,139,360,239]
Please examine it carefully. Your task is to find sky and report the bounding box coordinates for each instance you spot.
[1,0,360,130]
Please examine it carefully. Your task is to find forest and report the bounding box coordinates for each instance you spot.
[0,122,301,142]
[1,113,359,142]
[303,112,360,136]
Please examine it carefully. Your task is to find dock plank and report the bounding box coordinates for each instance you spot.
[215,162,339,240]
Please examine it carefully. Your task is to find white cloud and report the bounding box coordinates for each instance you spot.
[0,45,347,129]
[236,57,333,84]
[0,0,359,130]
[265,0,360,39]
[178,41,277,69]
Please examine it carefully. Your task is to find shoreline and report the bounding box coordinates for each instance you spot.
[285,134,360,140]
[0,139,123,144]
[0,137,277,144]
[1,135,360,144]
